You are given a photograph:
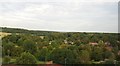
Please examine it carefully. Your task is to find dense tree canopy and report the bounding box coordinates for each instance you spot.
[1,27,120,64]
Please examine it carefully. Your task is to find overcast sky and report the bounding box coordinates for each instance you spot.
[0,0,119,33]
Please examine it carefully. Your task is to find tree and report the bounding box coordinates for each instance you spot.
[13,46,23,57]
[16,52,37,64]
[36,48,48,61]
[8,34,21,43]
[23,40,37,54]
[91,46,103,61]
[3,42,15,57]
[98,40,105,47]
[116,55,120,61]
[50,48,77,64]
[103,51,115,60]
[77,50,90,64]
[74,40,81,46]
[17,36,25,46]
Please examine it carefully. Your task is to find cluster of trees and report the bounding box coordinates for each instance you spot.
[1,27,120,64]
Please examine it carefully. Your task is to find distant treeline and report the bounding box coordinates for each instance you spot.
[1,27,120,47]
[1,27,119,35]
[1,27,53,36]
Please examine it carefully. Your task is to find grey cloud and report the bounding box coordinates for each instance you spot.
[0,2,118,33]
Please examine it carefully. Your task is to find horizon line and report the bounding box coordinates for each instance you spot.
[0,26,119,33]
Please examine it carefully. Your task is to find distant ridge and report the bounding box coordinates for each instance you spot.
[0,27,54,36]
[0,27,118,34]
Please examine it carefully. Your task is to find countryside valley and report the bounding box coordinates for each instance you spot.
[0,27,120,65]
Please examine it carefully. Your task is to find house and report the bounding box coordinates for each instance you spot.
[68,41,74,45]
[42,46,47,49]
[64,40,68,44]
[89,42,98,46]
[39,36,44,39]
[49,41,52,45]
[46,61,53,64]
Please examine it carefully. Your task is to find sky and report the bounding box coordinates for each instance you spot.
[0,0,119,33]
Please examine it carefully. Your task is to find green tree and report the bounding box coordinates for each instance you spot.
[3,42,15,57]
[17,37,25,46]
[16,52,37,64]
[36,48,48,61]
[8,34,21,43]
[50,48,77,64]
[103,51,115,60]
[23,40,37,54]
[91,46,103,61]
[116,55,120,61]
[77,50,90,64]
[13,46,23,57]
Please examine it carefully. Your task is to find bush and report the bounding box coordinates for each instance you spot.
[3,56,11,64]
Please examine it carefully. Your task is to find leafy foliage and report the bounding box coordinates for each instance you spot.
[1,27,120,64]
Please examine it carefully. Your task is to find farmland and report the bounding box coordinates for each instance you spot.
[0,32,11,39]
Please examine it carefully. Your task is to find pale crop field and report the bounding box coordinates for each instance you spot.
[0,32,11,39]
